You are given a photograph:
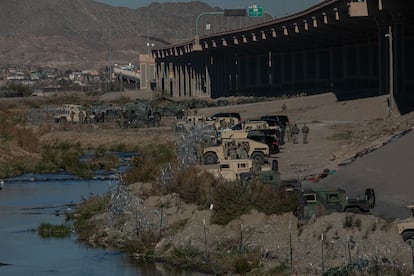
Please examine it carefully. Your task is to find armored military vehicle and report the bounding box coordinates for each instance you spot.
[120,102,161,128]
[202,130,270,165]
[207,159,253,181]
[149,97,187,119]
[397,205,414,247]
[298,185,376,220]
[54,104,95,123]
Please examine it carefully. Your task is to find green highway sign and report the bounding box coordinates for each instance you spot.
[248,5,263,17]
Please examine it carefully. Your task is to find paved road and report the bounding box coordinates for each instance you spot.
[318,129,413,219]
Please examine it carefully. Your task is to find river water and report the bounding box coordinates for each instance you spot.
[0,172,196,276]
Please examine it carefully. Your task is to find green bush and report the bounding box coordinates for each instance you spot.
[211,180,298,226]
[233,255,252,274]
[211,181,252,225]
[38,223,71,238]
[170,245,202,266]
[73,194,110,240]
[35,142,91,177]
[166,167,218,207]
[124,142,175,184]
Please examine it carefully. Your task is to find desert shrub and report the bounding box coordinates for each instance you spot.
[354,217,362,231]
[38,223,71,238]
[0,159,34,178]
[211,181,252,225]
[250,183,299,215]
[73,194,110,240]
[36,142,90,177]
[120,230,158,256]
[343,215,353,229]
[266,261,290,275]
[88,153,120,171]
[13,127,40,152]
[0,112,40,152]
[233,255,252,274]
[124,142,175,184]
[166,167,218,207]
[109,143,131,153]
[170,245,203,267]
[165,219,188,236]
[211,180,298,226]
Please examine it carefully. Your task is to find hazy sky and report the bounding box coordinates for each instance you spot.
[95,0,321,18]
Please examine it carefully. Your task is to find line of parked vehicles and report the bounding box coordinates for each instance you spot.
[175,111,377,222]
[53,97,187,128]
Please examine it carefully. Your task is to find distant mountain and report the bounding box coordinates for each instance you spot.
[0,0,226,69]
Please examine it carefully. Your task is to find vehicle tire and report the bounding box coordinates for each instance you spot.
[203,152,218,165]
[365,188,376,209]
[344,207,361,214]
[402,231,414,248]
[251,152,265,165]
[153,112,161,122]
[176,110,185,119]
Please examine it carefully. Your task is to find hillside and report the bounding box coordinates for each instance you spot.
[0,0,269,69]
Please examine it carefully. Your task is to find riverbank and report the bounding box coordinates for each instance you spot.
[3,92,414,274]
[71,94,414,274]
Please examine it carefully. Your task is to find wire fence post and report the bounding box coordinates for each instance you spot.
[411,245,414,275]
[347,234,352,265]
[321,232,325,275]
[159,204,163,240]
[203,218,209,263]
[239,223,244,254]
[289,220,293,271]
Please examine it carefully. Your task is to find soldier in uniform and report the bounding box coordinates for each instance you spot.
[228,140,238,159]
[70,110,75,123]
[78,110,85,124]
[291,124,300,144]
[251,159,262,174]
[301,123,310,144]
[237,143,248,159]
[285,122,291,143]
[195,143,203,164]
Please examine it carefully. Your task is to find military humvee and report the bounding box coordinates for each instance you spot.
[208,158,297,193]
[175,115,212,131]
[202,131,270,165]
[397,205,414,247]
[149,97,186,119]
[299,186,376,220]
[54,104,94,123]
[120,102,161,128]
[214,116,239,130]
[207,159,253,181]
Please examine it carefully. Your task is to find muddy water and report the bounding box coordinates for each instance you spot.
[0,173,194,276]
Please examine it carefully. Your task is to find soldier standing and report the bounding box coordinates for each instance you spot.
[195,143,203,164]
[229,140,238,159]
[70,110,75,123]
[285,122,291,143]
[301,123,310,144]
[279,125,285,145]
[78,110,85,124]
[291,124,300,144]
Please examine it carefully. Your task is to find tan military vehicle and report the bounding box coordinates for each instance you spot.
[207,159,253,181]
[202,130,270,165]
[54,104,94,123]
[397,205,414,246]
[241,120,270,131]
[214,116,239,130]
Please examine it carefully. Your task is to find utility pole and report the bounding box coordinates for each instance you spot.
[109,26,112,89]
[386,25,394,112]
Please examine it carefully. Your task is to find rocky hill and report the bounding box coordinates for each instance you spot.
[0,0,269,70]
